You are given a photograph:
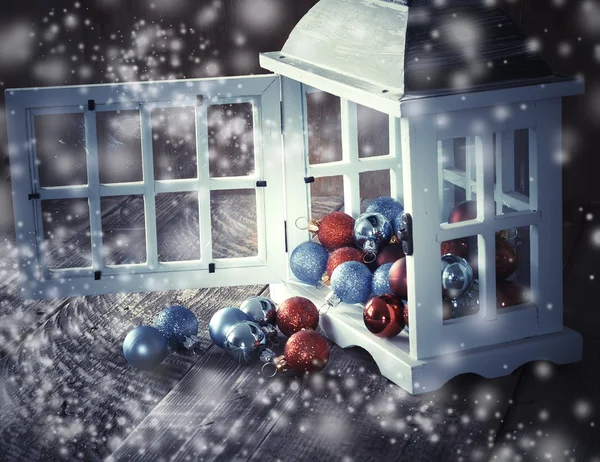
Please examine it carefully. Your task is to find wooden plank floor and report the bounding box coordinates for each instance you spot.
[0,201,598,461]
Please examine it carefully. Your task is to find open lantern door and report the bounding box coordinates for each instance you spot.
[6,0,584,394]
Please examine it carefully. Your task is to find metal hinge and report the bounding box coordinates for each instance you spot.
[398,213,413,256]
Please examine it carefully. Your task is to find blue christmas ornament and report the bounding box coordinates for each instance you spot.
[123,326,168,370]
[366,197,404,234]
[372,262,394,296]
[330,261,373,304]
[290,241,329,285]
[223,320,267,365]
[209,307,250,348]
[154,305,199,349]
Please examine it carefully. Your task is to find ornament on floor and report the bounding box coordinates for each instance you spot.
[441,254,474,300]
[209,307,251,348]
[497,280,529,308]
[123,326,169,371]
[448,200,477,223]
[290,241,329,285]
[366,197,404,234]
[154,305,199,350]
[307,211,355,251]
[330,260,373,304]
[354,212,392,263]
[363,295,406,338]
[372,262,394,296]
[276,296,320,337]
[269,329,330,375]
[495,233,518,280]
[240,296,277,326]
[324,247,364,285]
[223,320,268,365]
[374,243,405,269]
[388,256,408,300]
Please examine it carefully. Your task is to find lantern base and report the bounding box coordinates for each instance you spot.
[269,282,582,395]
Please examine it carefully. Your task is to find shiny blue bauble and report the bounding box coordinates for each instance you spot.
[366,197,404,234]
[154,305,199,349]
[372,262,394,296]
[123,326,168,371]
[209,307,250,349]
[331,261,373,304]
[290,241,329,285]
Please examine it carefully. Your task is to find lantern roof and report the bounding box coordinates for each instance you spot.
[260,0,582,116]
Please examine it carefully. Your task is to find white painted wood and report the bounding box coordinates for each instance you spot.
[465,137,475,201]
[340,99,360,217]
[401,115,443,360]
[306,157,397,177]
[140,106,159,271]
[99,183,145,196]
[496,131,516,214]
[195,95,213,267]
[530,99,563,335]
[389,117,403,204]
[38,186,89,200]
[85,109,103,276]
[438,139,455,224]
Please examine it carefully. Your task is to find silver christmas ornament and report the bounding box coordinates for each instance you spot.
[223,320,267,365]
[240,296,277,326]
[354,212,392,262]
[441,254,474,300]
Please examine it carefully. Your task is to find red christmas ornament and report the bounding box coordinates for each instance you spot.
[495,234,518,280]
[275,330,330,375]
[440,239,469,258]
[375,243,405,268]
[448,200,478,223]
[363,295,405,338]
[326,247,364,282]
[276,297,320,337]
[497,280,529,308]
[388,257,408,300]
[308,212,355,251]
[403,302,409,328]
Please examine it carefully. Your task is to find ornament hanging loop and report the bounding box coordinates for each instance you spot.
[363,252,377,264]
[261,362,278,378]
[294,216,311,231]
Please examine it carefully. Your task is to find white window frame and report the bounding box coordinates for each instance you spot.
[6,75,287,299]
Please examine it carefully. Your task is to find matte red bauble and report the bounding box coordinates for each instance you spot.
[326,247,364,280]
[363,295,405,338]
[495,234,518,280]
[309,212,355,251]
[388,257,408,300]
[441,239,469,258]
[375,243,405,268]
[448,200,477,224]
[276,297,320,337]
[280,330,330,375]
[497,280,529,308]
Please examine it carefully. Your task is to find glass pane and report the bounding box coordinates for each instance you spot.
[359,170,391,213]
[496,226,531,309]
[438,137,480,225]
[358,104,389,158]
[41,198,92,269]
[97,110,143,184]
[156,192,200,262]
[211,189,258,259]
[34,113,87,187]
[306,91,342,165]
[101,195,146,265]
[208,103,255,177]
[310,175,344,221]
[151,107,197,180]
[495,129,532,216]
[441,235,479,320]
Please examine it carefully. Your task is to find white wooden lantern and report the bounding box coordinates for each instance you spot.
[5,0,583,394]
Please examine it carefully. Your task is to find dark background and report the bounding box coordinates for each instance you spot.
[0,0,597,233]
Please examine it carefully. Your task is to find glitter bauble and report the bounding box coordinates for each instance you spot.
[154,305,198,350]
[388,257,408,300]
[363,295,405,338]
[240,296,277,326]
[354,212,393,261]
[330,261,373,304]
[310,212,355,251]
[497,280,529,308]
[366,197,404,234]
[123,326,168,371]
[372,262,394,296]
[495,234,518,280]
[209,307,250,349]
[326,247,364,280]
[277,297,320,337]
[223,320,266,365]
[375,243,405,269]
[441,239,469,258]
[282,330,330,375]
[290,241,329,285]
[448,200,477,223]
[441,254,474,300]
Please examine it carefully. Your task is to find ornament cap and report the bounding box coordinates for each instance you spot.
[307,219,320,233]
